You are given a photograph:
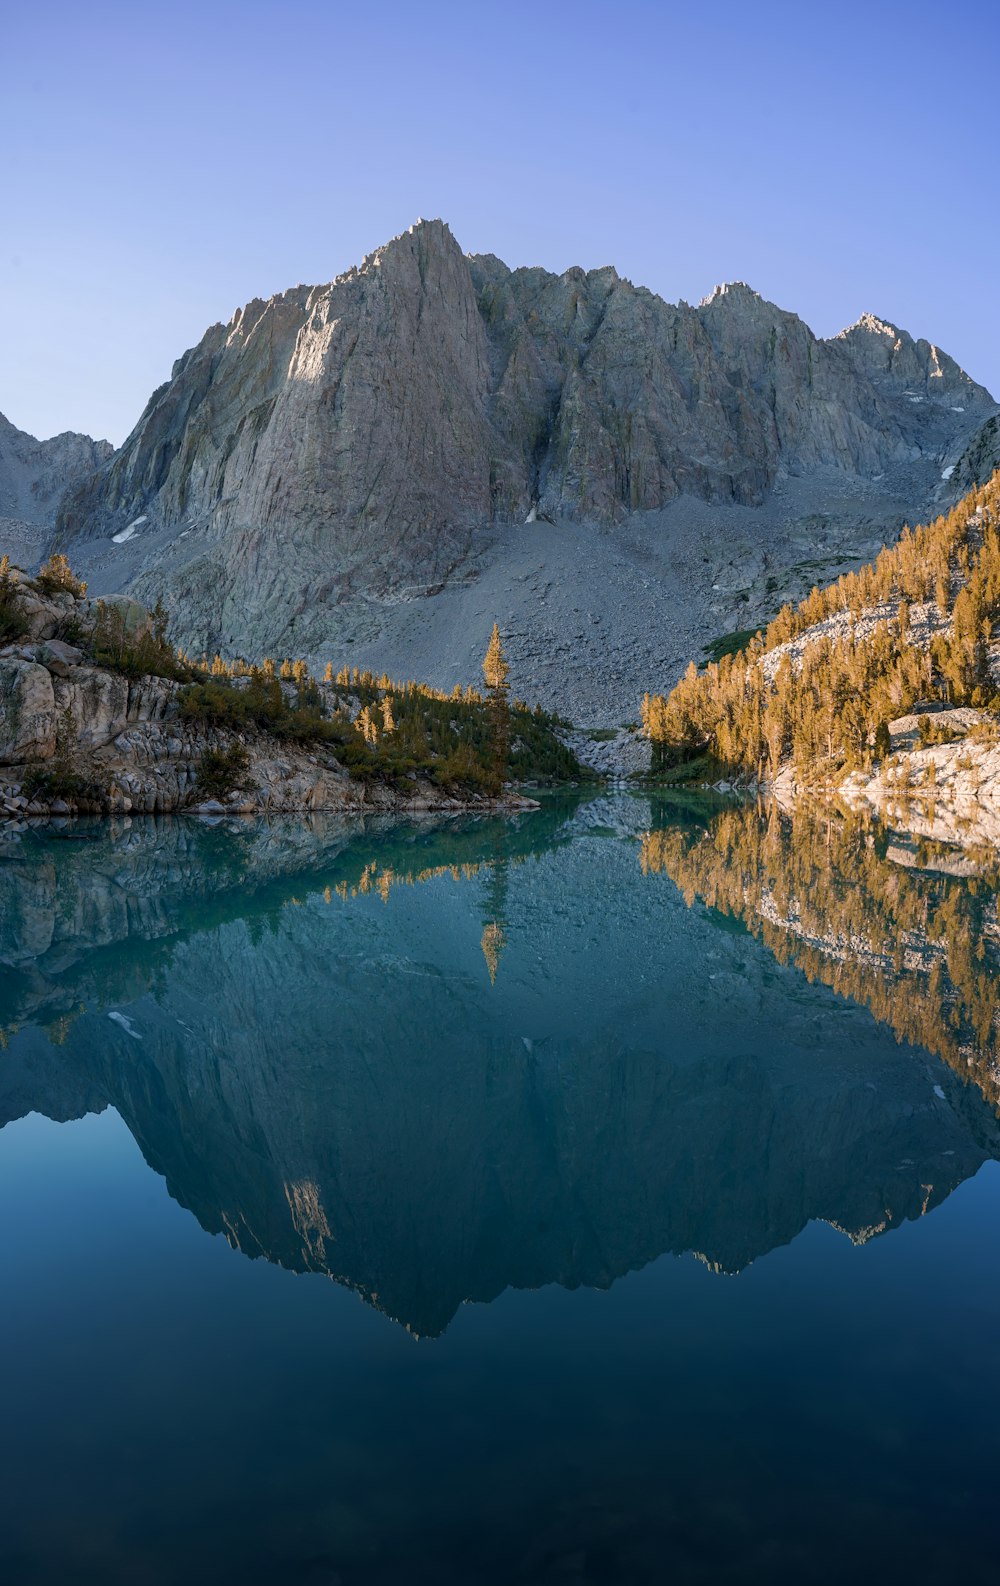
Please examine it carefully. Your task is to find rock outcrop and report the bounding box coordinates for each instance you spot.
[0,584,538,820]
[956,412,1000,488]
[53,220,996,666]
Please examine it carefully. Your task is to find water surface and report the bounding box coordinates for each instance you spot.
[2,797,998,1584]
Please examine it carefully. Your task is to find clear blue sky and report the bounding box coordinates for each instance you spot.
[4,0,997,444]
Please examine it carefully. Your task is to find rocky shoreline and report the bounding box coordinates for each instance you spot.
[0,584,538,824]
[767,707,1000,850]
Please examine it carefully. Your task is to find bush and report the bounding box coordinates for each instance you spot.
[89,599,190,681]
[0,555,29,643]
[36,553,87,599]
[22,704,99,804]
[918,714,964,748]
[701,628,764,667]
[192,744,254,801]
[23,764,95,802]
[431,742,496,793]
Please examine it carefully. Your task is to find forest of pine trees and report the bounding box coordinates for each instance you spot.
[642,470,1000,781]
[177,637,580,789]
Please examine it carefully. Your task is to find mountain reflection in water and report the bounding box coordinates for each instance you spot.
[2,796,998,1339]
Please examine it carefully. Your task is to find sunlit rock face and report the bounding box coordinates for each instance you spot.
[2,805,998,1337]
[54,221,995,660]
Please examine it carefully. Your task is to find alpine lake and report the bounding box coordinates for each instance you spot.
[2,792,998,1585]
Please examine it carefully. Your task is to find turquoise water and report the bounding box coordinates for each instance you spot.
[1,798,999,1584]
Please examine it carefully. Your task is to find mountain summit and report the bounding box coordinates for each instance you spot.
[48,219,997,692]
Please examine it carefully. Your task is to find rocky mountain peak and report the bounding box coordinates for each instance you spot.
[699,280,767,308]
[842,311,902,341]
[833,311,979,403]
[48,220,997,668]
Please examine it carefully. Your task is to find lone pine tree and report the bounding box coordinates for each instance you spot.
[483,623,510,793]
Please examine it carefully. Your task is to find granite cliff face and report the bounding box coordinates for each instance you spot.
[53,221,995,685]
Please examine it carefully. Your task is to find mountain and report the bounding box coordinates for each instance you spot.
[46,222,998,721]
[0,411,112,568]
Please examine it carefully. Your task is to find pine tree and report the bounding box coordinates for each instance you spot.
[482,623,510,793]
[355,704,378,744]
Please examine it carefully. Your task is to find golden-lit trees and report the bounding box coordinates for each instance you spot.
[641,470,1000,783]
[36,552,87,598]
[483,622,510,792]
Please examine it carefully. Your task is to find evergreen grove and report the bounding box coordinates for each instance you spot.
[0,556,583,791]
[641,470,1000,780]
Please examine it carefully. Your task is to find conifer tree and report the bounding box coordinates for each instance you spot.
[483,623,510,793]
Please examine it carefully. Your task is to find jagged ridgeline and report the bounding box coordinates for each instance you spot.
[642,470,1000,779]
[639,801,1000,1115]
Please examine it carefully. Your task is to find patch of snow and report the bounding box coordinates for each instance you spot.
[111,514,147,545]
[941,465,955,480]
[108,1010,142,1040]
[933,1084,946,1100]
[951,406,965,413]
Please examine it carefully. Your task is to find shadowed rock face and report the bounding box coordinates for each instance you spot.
[2,803,998,1337]
[53,221,995,661]
[957,412,1000,488]
[1,412,113,529]
[1,412,113,569]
